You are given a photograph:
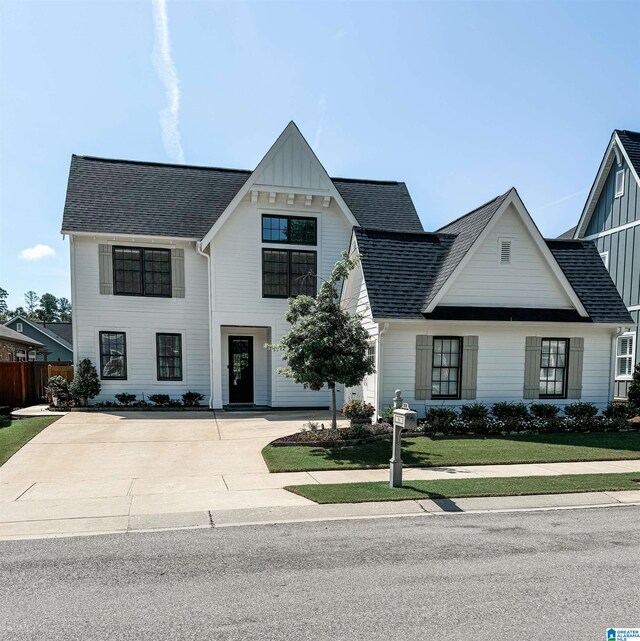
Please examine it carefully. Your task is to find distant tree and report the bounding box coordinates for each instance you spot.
[24,291,39,318]
[268,253,375,429]
[58,297,72,322]
[0,287,8,320]
[37,293,59,322]
[10,306,27,318]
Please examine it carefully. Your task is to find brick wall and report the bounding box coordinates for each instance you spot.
[0,340,16,362]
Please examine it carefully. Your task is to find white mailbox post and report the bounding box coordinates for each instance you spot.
[390,404,417,488]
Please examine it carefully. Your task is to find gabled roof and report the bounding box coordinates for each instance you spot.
[61,123,424,240]
[4,317,73,351]
[0,324,44,347]
[574,129,640,238]
[353,193,632,325]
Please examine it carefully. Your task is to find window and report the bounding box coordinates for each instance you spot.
[616,333,635,380]
[16,322,23,332]
[600,251,609,269]
[615,170,625,198]
[157,333,182,381]
[262,249,317,298]
[262,215,317,245]
[99,331,127,379]
[432,337,462,399]
[113,247,171,297]
[499,238,512,265]
[539,339,568,398]
[367,343,376,368]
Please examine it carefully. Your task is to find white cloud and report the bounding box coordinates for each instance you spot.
[313,95,327,151]
[332,28,347,41]
[18,244,56,261]
[152,0,185,164]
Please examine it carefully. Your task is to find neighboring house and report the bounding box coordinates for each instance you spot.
[0,324,44,362]
[61,122,424,407]
[342,188,632,415]
[571,129,640,399]
[4,316,73,362]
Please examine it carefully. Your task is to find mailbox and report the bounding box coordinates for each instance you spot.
[393,407,417,432]
[390,406,417,488]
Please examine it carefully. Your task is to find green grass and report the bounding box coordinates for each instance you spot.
[0,416,60,467]
[262,432,640,473]
[285,472,640,504]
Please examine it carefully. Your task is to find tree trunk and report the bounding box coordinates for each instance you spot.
[331,384,337,430]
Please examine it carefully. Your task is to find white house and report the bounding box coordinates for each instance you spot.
[61,122,424,408]
[342,188,634,416]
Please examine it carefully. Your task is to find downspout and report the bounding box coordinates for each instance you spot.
[196,241,215,409]
[376,322,389,419]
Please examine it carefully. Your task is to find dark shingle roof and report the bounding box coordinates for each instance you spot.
[37,322,73,346]
[616,129,640,177]
[61,156,424,239]
[557,225,577,240]
[0,325,44,347]
[355,196,633,324]
[547,240,633,324]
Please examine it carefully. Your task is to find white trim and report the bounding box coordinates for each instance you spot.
[200,122,358,248]
[615,169,625,197]
[627,305,640,312]
[16,322,23,333]
[372,317,634,329]
[582,217,640,241]
[615,331,635,380]
[599,251,609,269]
[425,188,588,317]
[196,241,214,409]
[64,231,198,243]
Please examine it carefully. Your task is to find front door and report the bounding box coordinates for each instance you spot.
[228,336,254,404]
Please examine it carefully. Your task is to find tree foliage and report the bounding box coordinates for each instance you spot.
[0,288,72,322]
[69,358,101,406]
[627,363,640,414]
[268,253,375,428]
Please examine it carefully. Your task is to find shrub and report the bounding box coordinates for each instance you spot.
[602,401,632,420]
[627,363,640,413]
[182,391,205,407]
[529,403,560,419]
[115,393,137,406]
[45,376,70,406]
[460,403,489,421]
[563,402,598,420]
[382,405,394,423]
[95,400,118,408]
[424,406,458,434]
[148,394,171,407]
[341,399,375,421]
[491,402,530,421]
[69,359,101,407]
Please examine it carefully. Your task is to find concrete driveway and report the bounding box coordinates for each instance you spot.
[0,410,347,538]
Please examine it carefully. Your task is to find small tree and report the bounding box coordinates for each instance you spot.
[627,363,640,415]
[268,253,375,429]
[69,359,101,406]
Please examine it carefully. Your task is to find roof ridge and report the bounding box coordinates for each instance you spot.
[73,155,253,175]
[333,177,404,186]
[356,227,440,238]
[435,190,511,232]
[615,129,640,137]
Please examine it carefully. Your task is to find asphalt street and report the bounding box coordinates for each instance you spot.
[1,506,639,641]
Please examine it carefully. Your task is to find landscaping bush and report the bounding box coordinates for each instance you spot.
[382,405,394,424]
[115,393,137,406]
[45,376,70,407]
[529,403,560,419]
[458,403,491,435]
[460,403,489,421]
[148,394,171,407]
[603,402,632,421]
[341,399,375,423]
[274,421,392,445]
[182,391,205,407]
[563,401,599,432]
[626,363,640,414]
[69,359,101,407]
[490,402,530,432]
[424,406,458,434]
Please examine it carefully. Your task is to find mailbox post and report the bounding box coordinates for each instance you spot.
[390,397,417,488]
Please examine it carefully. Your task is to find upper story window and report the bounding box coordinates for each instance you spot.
[615,170,625,198]
[262,249,317,298]
[16,322,23,332]
[113,247,171,297]
[616,332,635,380]
[539,338,568,398]
[432,337,462,399]
[262,215,317,245]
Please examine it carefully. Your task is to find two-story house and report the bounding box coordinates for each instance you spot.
[571,130,640,398]
[61,122,424,408]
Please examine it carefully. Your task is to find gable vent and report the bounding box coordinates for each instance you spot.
[499,239,512,265]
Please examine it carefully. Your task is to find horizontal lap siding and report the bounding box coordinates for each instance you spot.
[441,204,573,308]
[380,322,614,415]
[73,237,210,402]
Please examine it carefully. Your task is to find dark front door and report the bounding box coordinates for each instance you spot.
[228,336,254,404]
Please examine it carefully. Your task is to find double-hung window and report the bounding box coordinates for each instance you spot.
[432,337,462,399]
[157,333,183,381]
[616,333,635,380]
[100,331,127,379]
[539,339,568,398]
[113,247,171,297]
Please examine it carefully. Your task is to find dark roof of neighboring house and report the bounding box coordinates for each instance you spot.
[61,156,424,239]
[557,225,577,240]
[35,322,73,348]
[354,195,633,324]
[0,325,44,347]
[616,129,640,177]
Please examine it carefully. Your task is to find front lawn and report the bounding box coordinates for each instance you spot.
[285,472,640,504]
[262,432,640,473]
[0,416,60,467]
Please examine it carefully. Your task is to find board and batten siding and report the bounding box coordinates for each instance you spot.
[72,236,211,402]
[440,204,574,309]
[378,321,615,414]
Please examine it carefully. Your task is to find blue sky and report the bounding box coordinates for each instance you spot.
[1,0,638,309]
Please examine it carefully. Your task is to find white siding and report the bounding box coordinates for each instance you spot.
[72,236,210,402]
[441,204,574,308]
[378,321,615,414]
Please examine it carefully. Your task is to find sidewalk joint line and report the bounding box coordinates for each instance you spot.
[221,475,229,491]
[13,483,36,502]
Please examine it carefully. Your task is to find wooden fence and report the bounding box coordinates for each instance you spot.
[0,362,49,408]
[48,364,74,382]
